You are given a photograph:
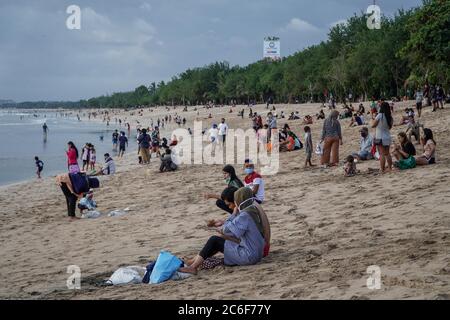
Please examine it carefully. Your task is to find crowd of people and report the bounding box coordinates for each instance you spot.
[49,88,443,274]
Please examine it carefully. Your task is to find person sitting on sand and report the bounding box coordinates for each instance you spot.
[244,161,265,204]
[352,127,373,161]
[397,108,415,126]
[415,128,437,166]
[349,113,364,127]
[204,165,244,214]
[93,153,115,176]
[392,132,416,161]
[169,134,178,147]
[78,189,97,214]
[206,187,271,257]
[344,155,357,177]
[303,115,313,125]
[159,148,178,172]
[179,187,267,274]
[316,110,325,120]
[358,103,365,114]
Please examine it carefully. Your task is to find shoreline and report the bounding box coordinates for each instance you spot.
[1,101,449,299]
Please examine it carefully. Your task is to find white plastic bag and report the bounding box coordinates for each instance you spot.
[105,266,146,285]
[170,271,192,281]
[315,143,323,155]
[108,208,130,217]
[81,210,101,219]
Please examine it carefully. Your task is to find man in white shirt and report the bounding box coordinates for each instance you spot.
[208,124,219,144]
[218,118,228,145]
[352,127,373,161]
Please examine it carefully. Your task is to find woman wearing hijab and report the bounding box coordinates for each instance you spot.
[204,165,244,214]
[320,110,343,167]
[180,187,267,274]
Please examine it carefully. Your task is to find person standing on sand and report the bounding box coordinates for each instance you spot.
[320,110,343,167]
[304,126,314,168]
[218,118,228,146]
[138,128,151,164]
[371,101,394,173]
[35,156,44,179]
[56,173,99,220]
[89,146,96,171]
[81,143,91,171]
[66,141,80,174]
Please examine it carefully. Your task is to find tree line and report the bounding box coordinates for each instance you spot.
[6,0,449,109]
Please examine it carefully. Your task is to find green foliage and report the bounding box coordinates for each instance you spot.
[6,0,448,109]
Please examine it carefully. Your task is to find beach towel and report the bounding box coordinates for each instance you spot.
[200,257,224,270]
[150,251,183,284]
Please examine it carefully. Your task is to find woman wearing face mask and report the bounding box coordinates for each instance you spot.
[180,188,267,275]
[243,161,265,204]
[204,165,244,214]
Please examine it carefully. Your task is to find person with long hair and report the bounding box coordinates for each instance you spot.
[371,101,393,173]
[392,132,416,161]
[66,141,80,174]
[320,110,343,167]
[415,128,437,166]
[180,187,267,275]
[204,165,244,214]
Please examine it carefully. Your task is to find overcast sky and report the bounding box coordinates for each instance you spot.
[0,0,422,102]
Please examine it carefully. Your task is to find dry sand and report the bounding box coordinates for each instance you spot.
[0,101,449,300]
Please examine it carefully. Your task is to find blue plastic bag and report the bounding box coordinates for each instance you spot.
[150,251,183,284]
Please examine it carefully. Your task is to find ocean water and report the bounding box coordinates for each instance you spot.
[0,110,133,186]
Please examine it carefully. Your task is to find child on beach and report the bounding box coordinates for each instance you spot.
[304,126,314,167]
[344,155,357,177]
[89,146,96,171]
[81,143,90,171]
[78,189,97,214]
[35,156,44,178]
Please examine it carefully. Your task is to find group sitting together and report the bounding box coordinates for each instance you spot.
[181,164,269,274]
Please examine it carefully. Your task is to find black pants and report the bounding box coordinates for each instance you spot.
[199,236,225,260]
[216,199,233,214]
[60,183,77,217]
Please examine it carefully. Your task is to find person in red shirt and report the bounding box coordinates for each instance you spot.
[67,141,80,174]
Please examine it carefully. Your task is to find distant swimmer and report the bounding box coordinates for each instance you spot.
[42,123,49,134]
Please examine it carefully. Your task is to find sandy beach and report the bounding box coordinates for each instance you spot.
[0,101,449,300]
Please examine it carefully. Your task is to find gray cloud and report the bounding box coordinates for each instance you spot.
[0,0,422,101]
